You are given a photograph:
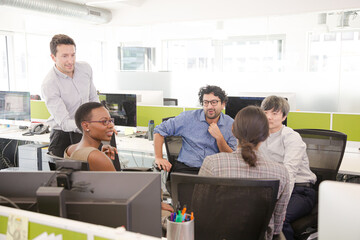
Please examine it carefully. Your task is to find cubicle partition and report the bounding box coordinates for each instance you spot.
[30,100,360,141]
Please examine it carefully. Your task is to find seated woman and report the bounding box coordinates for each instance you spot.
[65,102,173,224]
[64,102,116,171]
[198,106,290,240]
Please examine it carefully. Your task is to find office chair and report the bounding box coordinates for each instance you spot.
[109,133,122,171]
[162,136,183,194]
[291,129,347,240]
[160,116,182,175]
[170,173,280,240]
[164,136,182,169]
[47,152,89,171]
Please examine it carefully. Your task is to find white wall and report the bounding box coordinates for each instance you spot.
[111,0,360,26]
[1,2,360,111]
[110,12,357,111]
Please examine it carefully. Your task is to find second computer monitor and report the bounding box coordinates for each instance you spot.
[225,96,264,119]
[98,93,137,128]
[0,90,31,127]
[225,96,287,126]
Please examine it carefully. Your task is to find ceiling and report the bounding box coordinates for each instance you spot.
[65,0,146,11]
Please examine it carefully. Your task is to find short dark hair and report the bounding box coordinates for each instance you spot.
[75,102,104,132]
[50,34,76,56]
[198,85,228,105]
[232,106,269,167]
[261,95,290,117]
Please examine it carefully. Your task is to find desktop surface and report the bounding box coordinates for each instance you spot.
[1,128,360,175]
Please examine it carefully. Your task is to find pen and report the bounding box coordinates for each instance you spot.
[176,214,182,222]
[173,213,176,222]
[190,212,194,221]
[181,206,187,215]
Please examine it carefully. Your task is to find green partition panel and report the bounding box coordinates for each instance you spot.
[0,216,87,240]
[31,100,50,120]
[332,114,360,141]
[0,216,6,235]
[287,112,331,130]
[137,106,184,127]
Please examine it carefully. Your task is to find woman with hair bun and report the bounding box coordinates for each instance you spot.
[199,106,290,240]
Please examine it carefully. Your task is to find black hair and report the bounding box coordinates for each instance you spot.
[75,102,104,132]
[198,85,228,105]
[261,95,290,117]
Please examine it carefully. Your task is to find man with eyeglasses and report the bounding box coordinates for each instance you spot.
[41,34,99,157]
[154,85,237,174]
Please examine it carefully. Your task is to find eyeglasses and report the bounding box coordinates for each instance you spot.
[202,100,220,107]
[86,118,114,126]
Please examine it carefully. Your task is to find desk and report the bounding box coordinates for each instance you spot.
[0,128,162,170]
[338,141,360,175]
[1,128,360,175]
[0,129,159,154]
[0,127,50,143]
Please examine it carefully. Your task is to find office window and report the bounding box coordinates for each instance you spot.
[222,37,284,72]
[25,34,51,94]
[308,31,360,72]
[13,34,27,91]
[0,35,9,90]
[162,39,215,72]
[0,32,105,95]
[118,47,155,71]
[162,36,283,72]
[77,40,104,74]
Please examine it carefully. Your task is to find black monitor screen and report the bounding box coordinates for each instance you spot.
[98,93,136,127]
[225,96,265,119]
[0,91,31,126]
[225,96,287,126]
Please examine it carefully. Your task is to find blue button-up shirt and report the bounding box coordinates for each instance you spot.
[154,109,237,168]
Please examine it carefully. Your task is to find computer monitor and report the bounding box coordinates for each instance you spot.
[0,91,31,127]
[225,96,288,126]
[0,171,162,237]
[225,96,265,119]
[98,93,137,131]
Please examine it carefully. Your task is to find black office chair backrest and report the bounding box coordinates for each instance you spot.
[294,129,347,190]
[171,173,279,240]
[109,133,122,171]
[47,152,89,171]
[161,117,182,166]
[164,136,182,166]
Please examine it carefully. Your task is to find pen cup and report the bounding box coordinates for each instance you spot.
[166,214,194,240]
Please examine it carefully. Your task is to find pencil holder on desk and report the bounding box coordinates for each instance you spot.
[166,214,194,240]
